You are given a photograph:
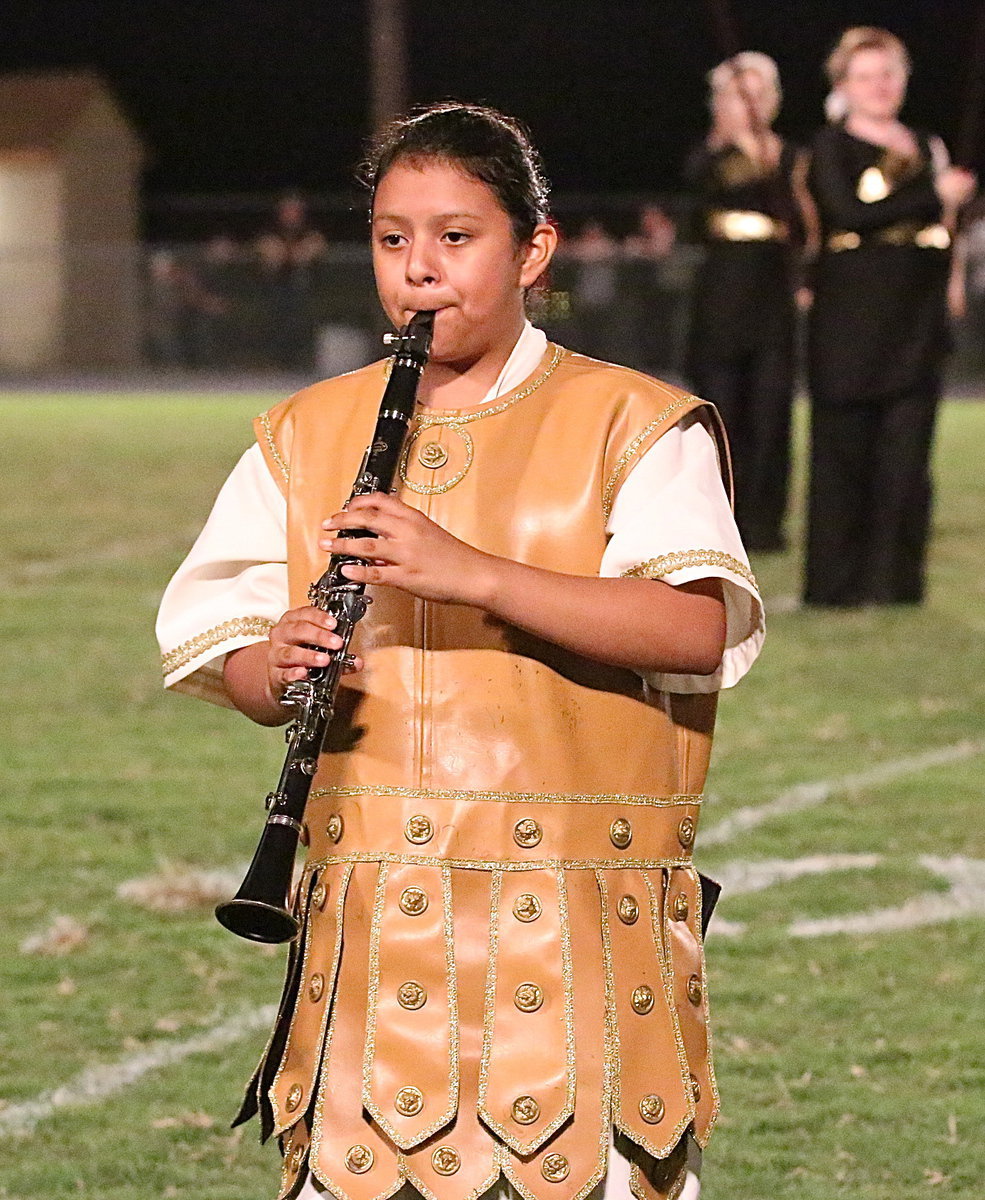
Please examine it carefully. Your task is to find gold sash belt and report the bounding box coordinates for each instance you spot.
[827,222,951,252]
[707,209,789,243]
[304,787,701,869]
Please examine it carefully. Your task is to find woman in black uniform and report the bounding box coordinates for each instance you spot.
[686,52,813,553]
[805,26,976,606]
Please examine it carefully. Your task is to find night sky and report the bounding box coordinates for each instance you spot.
[0,0,980,208]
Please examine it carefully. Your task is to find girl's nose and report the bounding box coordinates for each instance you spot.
[405,240,439,285]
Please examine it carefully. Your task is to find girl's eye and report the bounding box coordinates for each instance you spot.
[443,230,470,244]
[380,233,405,248]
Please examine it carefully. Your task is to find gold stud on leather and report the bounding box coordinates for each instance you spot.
[639,1093,666,1124]
[395,1086,424,1117]
[631,985,655,1015]
[308,972,325,1003]
[514,983,544,1012]
[399,886,429,916]
[511,1095,541,1125]
[431,1146,461,1175]
[289,1141,307,1172]
[311,880,328,911]
[672,892,689,922]
[541,1153,570,1182]
[609,817,633,848]
[398,981,427,1010]
[677,816,695,849]
[687,974,703,1005]
[285,1083,304,1112]
[690,1073,701,1103]
[513,818,543,848]
[326,814,344,844]
[513,893,542,922]
[617,894,639,924]
[345,1144,374,1173]
[405,814,434,844]
[418,441,449,469]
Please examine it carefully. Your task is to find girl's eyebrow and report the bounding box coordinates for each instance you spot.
[371,211,482,224]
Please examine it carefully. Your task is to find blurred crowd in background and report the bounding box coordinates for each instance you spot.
[142,189,985,383]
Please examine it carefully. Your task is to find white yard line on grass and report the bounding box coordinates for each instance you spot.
[7,743,982,1138]
[701,740,984,847]
[789,855,985,937]
[0,1004,276,1138]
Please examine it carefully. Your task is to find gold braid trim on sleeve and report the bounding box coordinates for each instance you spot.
[161,616,276,677]
[259,411,291,484]
[621,550,758,589]
[602,394,700,522]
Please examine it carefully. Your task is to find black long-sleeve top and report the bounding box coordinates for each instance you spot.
[808,123,950,404]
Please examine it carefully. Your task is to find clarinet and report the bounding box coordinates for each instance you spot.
[215,309,435,943]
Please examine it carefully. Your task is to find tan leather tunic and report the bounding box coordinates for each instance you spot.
[241,345,725,1200]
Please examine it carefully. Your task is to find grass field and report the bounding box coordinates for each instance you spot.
[1,390,983,1199]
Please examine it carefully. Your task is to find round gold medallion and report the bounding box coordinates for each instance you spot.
[513,818,543,848]
[398,980,427,1010]
[690,1073,702,1103]
[345,1144,374,1173]
[617,894,639,924]
[672,892,689,922]
[609,817,633,848]
[418,441,449,469]
[631,985,655,1015]
[541,1153,570,1182]
[513,893,542,922]
[511,1094,541,1125]
[687,974,703,1005]
[311,880,328,911]
[285,1082,304,1112]
[401,425,475,495]
[289,1141,307,1172]
[639,1093,666,1124]
[326,814,344,844]
[399,886,429,916]
[431,1146,461,1176]
[308,972,325,1003]
[394,1086,424,1117]
[405,814,434,845]
[514,982,544,1012]
[677,816,695,849]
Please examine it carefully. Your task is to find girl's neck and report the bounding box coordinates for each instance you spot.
[417,319,527,411]
[418,361,508,410]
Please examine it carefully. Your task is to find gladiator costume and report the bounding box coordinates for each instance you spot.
[158,332,763,1200]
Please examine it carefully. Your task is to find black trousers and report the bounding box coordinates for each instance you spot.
[804,382,940,605]
[693,341,794,552]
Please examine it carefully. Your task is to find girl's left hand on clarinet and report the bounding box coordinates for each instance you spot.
[320,493,494,606]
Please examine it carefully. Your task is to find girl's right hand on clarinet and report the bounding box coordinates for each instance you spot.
[266,607,363,699]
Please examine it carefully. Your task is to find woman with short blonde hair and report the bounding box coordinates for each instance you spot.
[804,27,976,605]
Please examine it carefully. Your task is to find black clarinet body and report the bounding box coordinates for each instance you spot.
[215,310,435,943]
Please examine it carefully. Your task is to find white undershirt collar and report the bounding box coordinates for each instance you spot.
[480,321,548,404]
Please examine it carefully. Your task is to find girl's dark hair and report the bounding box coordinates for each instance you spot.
[360,102,551,243]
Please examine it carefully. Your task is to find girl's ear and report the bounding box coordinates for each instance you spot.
[519,222,558,289]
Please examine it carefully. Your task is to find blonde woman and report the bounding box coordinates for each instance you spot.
[805,27,976,605]
[685,52,814,553]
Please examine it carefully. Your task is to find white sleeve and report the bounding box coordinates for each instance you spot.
[156,443,290,707]
[600,414,765,693]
